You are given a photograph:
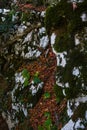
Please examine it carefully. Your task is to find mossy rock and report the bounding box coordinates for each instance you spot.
[45,1,70,34]
[65,86,80,99]
[53,34,74,52]
[59,107,69,126]
[45,0,87,35]
[54,84,64,103]
[72,102,87,121]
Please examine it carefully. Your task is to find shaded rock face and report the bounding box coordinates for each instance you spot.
[0,75,8,99]
[0,115,9,130]
[0,0,10,8]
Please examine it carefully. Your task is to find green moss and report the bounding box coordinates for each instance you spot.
[53,34,74,52]
[78,0,87,13]
[45,1,69,34]
[59,107,69,126]
[66,49,86,68]
[54,84,64,103]
[65,86,79,99]
[45,1,71,33]
[67,15,83,34]
[45,0,87,35]
[72,103,87,121]
[44,92,51,99]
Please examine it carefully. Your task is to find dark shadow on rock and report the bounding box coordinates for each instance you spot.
[0,114,9,130]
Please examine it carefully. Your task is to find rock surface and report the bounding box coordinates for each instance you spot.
[0,115,9,130]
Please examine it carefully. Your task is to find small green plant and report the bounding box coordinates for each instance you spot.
[38,125,44,130]
[23,78,29,87]
[38,112,52,130]
[22,69,30,79]
[33,71,41,84]
[38,112,57,130]
[44,92,51,99]
[22,69,30,87]
[44,112,51,118]
[44,118,52,130]
[14,70,43,104]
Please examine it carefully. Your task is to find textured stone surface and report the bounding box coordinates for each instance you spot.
[0,115,9,130]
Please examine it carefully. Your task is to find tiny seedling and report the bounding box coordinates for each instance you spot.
[44,92,51,99]
[22,69,30,87]
[22,69,30,79]
[33,71,41,84]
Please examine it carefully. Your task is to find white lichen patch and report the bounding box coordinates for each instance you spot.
[40,11,46,17]
[40,36,49,48]
[72,67,80,77]
[51,33,67,67]
[74,95,87,103]
[51,33,56,45]
[24,48,41,59]
[85,111,87,120]
[56,77,64,88]
[0,9,2,13]
[2,9,10,14]
[1,17,5,21]
[61,119,74,130]
[23,31,33,44]
[30,82,44,96]
[67,101,73,117]
[17,24,27,34]
[65,82,69,88]
[61,118,85,130]
[15,72,25,84]
[75,34,80,45]
[39,27,46,35]
[62,89,66,96]
[81,13,87,22]
[57,52,67,67]
[15,42,41,59]
[2,112,16,130]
